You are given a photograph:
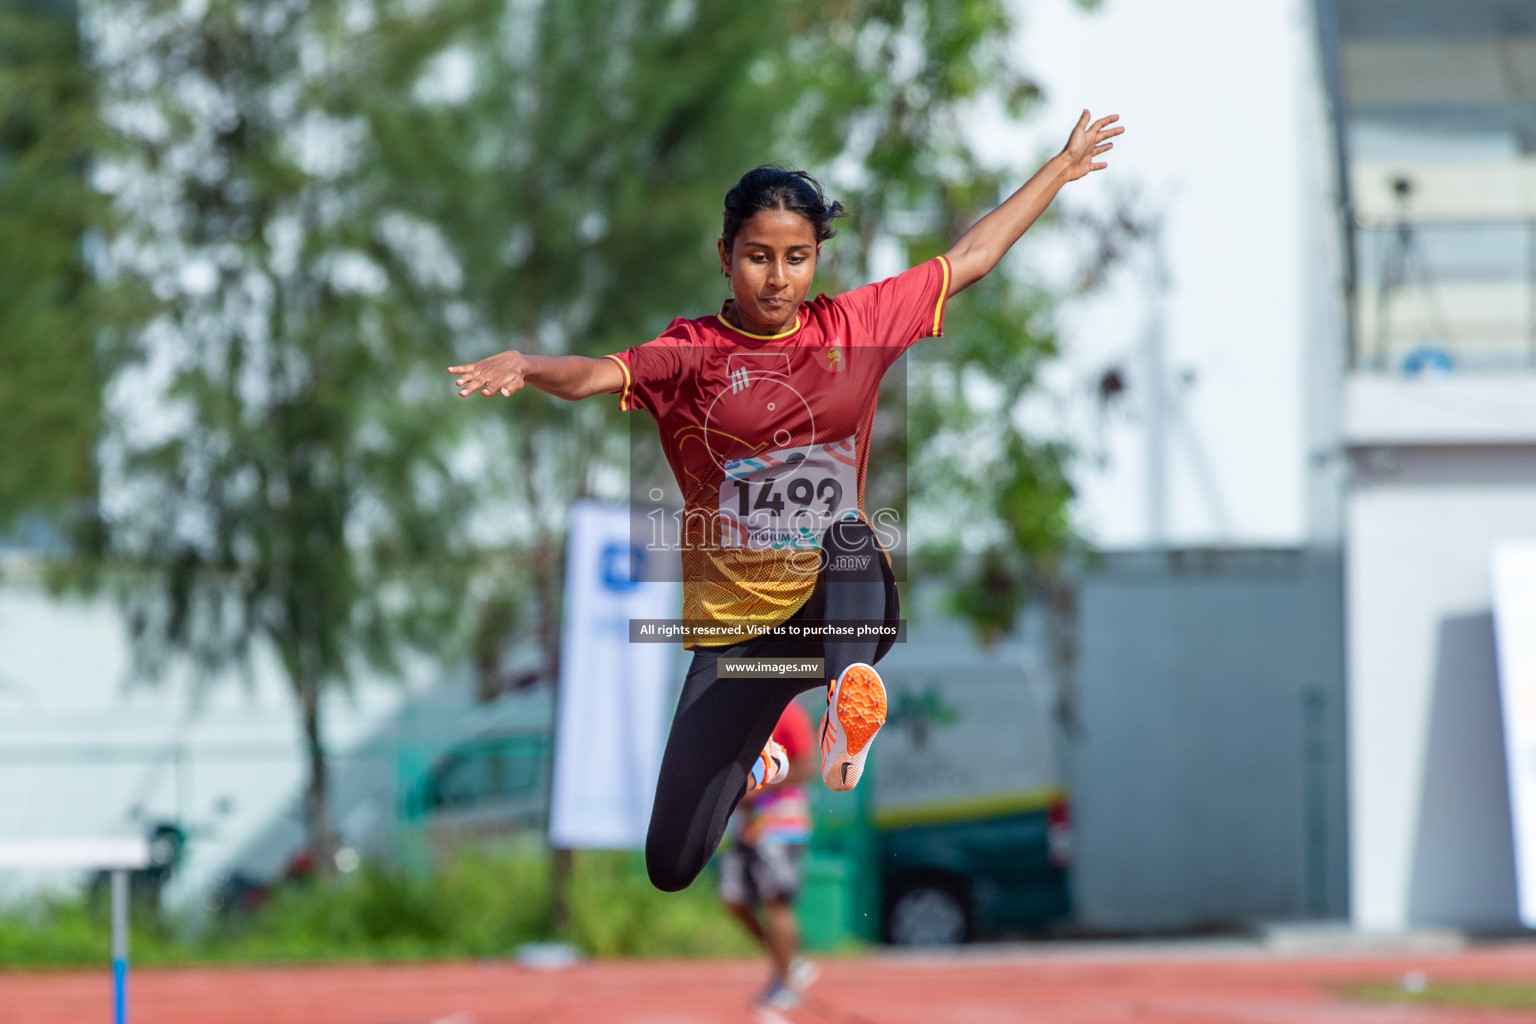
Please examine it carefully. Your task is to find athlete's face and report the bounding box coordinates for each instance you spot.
[717,207,819,336]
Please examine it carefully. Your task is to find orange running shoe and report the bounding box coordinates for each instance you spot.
[819,662,887,792]
[745,737,789,795]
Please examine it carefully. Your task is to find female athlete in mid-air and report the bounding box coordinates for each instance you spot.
[449,110,1122,896]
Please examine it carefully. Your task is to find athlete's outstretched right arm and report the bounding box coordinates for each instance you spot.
[447,351,624,402]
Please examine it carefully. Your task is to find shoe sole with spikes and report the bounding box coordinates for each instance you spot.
[820,662,886,792]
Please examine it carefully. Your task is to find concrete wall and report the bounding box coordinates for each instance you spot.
[1071,548,1348,931]
[1345,377,1536,931]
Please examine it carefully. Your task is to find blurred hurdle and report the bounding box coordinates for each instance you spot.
[0,837,152,1024]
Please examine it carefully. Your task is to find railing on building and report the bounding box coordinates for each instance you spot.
[1350,159,1536,374]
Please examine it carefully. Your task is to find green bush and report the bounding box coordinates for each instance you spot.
[567,851,755,959]
[0,898,127,966]
[0,846,756,967]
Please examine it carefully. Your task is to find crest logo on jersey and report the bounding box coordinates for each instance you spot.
[730,366,750,393]
[826,344,843,372]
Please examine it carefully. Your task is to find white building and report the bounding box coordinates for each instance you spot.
[996,0,1536,935]
[974,0,1353,931]
[1326,0,1536,932]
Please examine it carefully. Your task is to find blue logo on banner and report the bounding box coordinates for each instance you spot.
[600,542,643,592]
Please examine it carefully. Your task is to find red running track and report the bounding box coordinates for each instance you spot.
[7,942,1536,1024]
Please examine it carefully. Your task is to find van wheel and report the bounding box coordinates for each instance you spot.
[885,878,971,946]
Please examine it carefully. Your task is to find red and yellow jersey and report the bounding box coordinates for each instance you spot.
[607,256,950,645]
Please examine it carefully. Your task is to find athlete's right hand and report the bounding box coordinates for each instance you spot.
[448,351,530,397]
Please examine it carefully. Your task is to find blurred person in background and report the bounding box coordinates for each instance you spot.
[448,110,1122,896]
[720,699,818,1010]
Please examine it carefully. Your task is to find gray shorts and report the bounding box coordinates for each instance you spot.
[718,841,804,906]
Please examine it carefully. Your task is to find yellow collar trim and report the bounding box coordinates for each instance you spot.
[718,301,802,340]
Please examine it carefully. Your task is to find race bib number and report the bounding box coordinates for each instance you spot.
[719,435,859,550]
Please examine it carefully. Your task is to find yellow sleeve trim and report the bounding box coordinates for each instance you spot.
[932,255,951,337]
[604,352,633,411]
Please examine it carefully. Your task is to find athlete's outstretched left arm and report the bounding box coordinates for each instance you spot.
[943,110,1122,298]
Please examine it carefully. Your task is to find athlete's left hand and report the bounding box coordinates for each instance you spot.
[1059,110,1123,182]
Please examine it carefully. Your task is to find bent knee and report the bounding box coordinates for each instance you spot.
[645,841,707,893]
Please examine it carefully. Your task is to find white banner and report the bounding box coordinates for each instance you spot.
[548,502,681,849]
[1492,541,1536,926]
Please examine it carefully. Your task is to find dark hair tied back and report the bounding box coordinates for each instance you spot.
[721,166,845,253]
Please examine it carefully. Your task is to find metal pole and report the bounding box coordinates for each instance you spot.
[111,868,129,1024]
[1145,235,1170,549]
[1313,0,1359,369]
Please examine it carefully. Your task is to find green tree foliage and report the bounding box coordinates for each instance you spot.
[79,0,1091,872]
[905,270,1076,643]
[89,0,483,872]
[0,0,127,536]
[352,0,1076,682]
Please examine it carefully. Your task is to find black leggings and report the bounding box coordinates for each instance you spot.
[645,519,899,893]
